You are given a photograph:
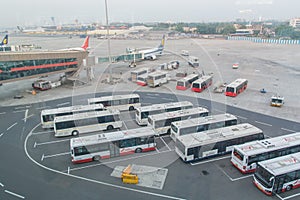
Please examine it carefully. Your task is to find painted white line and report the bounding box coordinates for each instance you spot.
[155,148,160,153]
[43,152,70,159]
[4,190,25,199]
[41,154,44,161]
[123,121,128,130]
[56,102,70,107]
[15,106,27,110]
[230,174,253,181]
[236,115,247,120]
[255,121,272,127]
[24,109,28,123]
[281,128,295,133]
[35,138,70,146]
[191,155,231,166]
[13,110,27,113]
[67,167,70,174]
[0,182,4,187]
[36,106,51,110]
[160,137,171,151]
[146,93,159,96]
[216,164,253,182]
[281,192,300,200]
[276,194,284,200]
[25,127,184,200]
[22,114,34,122]
[7,122,17,131]
[0,112,6,115]
[33,142,37,148]
[0,133,4,138]
[31,130,53,135]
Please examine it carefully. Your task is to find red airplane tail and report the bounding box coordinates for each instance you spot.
[81,36,89,50]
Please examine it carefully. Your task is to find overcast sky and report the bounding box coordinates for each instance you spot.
[1,0,299,28]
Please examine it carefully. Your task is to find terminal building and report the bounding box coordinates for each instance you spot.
[0,51,88,84]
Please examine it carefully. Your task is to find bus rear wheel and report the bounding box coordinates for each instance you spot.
[93,155,101,161]
[135,148,142,153]
[72,130,79,136]
[129,106,134,111]
[107,125,113,130]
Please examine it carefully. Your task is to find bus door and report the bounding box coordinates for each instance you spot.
[274,176,284,194]
[110,142,120,157]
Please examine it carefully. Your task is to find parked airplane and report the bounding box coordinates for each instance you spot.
[0,35,8,46]
[126,35,165,60]
[58,36,90,51]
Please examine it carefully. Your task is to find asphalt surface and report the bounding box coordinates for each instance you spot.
[1,92,300,200]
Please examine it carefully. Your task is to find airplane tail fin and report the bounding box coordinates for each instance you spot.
[158,35,165,48]
[81,36,89,50]
[0,35,8,46]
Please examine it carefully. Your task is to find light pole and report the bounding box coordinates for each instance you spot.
[105,0,112,83]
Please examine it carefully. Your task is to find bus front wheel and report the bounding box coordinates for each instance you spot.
[129,106,134,111]
[107,125,113,130]
[72,130,79,136]
[286,185,293,191]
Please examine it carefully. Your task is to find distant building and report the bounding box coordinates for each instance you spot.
[289,18,300,28]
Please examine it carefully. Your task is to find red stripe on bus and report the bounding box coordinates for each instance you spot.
[191,87,203,93]
[225,92,237,97]
[176,86,188,90]
[72,157,93,164]
[142,147,156,152]
[120,150,135,156]
[136,82,147,86]
[253,181,272,196]
[10,61,78,72]
[230,160,256,174]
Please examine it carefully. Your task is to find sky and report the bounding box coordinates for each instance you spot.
[1,0,299,28]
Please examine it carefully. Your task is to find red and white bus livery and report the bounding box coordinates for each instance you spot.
[225,78,248,97]
[176,74,199,90]
[191,75,212,93]
[254,152,300,196]
[231,132,300,174]
[70,127,156,164]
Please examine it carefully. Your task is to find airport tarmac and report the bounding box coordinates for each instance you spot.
[0,35,299,123]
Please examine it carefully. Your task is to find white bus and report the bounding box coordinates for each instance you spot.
[146,71,168,87]
[70,127,156,163]
[176,74,199,90]
[231,132,300,174]
[225,78,248,97]
[135,101,193,126]
[41,104,104,129]
[191,75,213,93]
[53,109,122,137]
[175,123,264,162]
[88,94,141,111]
[148,107,209,136]
[253,152,300,196]
[170,113,238,141]
[131,67,149,82]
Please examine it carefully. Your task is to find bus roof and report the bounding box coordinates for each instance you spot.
[177,74,199,82]
[41,104,104,116]
[131,67,149,74]
[234,132,300,156]
[192,75,212,84]
[54,109,120,123]
[70,127,155,148]
[258,152,300,176]
[88,94,140,104]
[177,123,262,148]
[226,78,248,88]
[147,71,168,77]
[148,107,209,122]
[171,113,237,129]
[137,101,193,113]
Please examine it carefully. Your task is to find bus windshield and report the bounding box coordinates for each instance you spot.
[226,87,234,92]
[255,165,274,188]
